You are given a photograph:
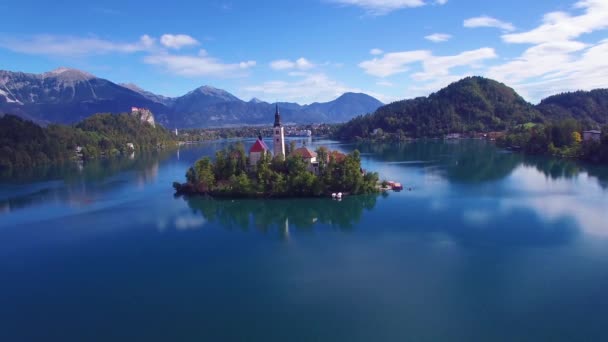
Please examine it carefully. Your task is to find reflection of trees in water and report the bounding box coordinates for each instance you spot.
[0,150,172,184]
[0,151,170,213]
[182,195,379,232]
[354,140,522,183]
[523,155,608,189]
[354,140,608,188]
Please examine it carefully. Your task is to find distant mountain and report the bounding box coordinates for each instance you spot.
[0,67,383,127]
[302,92,384,123]
[337,76,543,139]
[537,89,608,127]
[0,68,170,125]
[119,83,174,107]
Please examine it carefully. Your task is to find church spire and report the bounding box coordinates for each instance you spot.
[272,103,286,158]
[274,103,281,127]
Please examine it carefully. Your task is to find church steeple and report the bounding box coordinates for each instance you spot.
[274,103,282,127]
[272,103,286,158]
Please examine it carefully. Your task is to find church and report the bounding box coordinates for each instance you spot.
[248,104,285,166]
[248,105,323,174]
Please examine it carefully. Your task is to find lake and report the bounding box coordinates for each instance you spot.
[1,138,608,341]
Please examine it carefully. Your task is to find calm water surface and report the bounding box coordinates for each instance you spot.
[1,139,608,341]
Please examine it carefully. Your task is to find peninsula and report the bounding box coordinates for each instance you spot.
[173,106,380,198]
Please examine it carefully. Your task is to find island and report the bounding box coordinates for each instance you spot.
[173,106,380,198]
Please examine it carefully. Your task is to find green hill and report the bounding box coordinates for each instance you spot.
[337,77,543,139]
[537,89,608,128]
[0,113,175,174]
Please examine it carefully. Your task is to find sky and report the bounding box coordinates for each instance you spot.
[1,0,607,104]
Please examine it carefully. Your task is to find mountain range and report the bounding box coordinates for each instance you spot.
[337,76,608,139]
[0,68,383,128]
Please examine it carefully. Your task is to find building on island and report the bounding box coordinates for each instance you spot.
[249,105,325,174]
[249,134,270,166]
[292,146,317,164]
[273,104,286,159]
[292,146,320,174]
[583,130,602,142]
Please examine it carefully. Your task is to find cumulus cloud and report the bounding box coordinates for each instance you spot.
[330,0,445,15]
[484,0,608,101]
[159,34,199,49]
[464,16,515,32]
[502,0,608,44]
[269,57,315,70]
[0,34,155,57]
[359,47,496,78]
[144,53,255,77]
[425,33,452,42]
[370,48,384,55]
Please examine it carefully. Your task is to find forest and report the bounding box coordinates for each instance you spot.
[497,120,608,163]
[0,113,176,175]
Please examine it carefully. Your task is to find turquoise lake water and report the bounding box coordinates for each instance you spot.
[1,138,608,341]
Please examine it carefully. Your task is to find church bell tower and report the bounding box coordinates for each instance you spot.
[273,104,286,158]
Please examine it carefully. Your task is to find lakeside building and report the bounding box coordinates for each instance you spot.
[583,130,602,142]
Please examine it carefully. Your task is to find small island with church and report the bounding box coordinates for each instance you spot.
[173,105,382,198]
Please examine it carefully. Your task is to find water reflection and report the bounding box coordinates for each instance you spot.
[0,152,169,213]
[354,140,608,187]
[180,194,380,233]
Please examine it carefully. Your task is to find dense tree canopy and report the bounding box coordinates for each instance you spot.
[0,113,175,175]
[497,120,608,163]
[537,89,608,127]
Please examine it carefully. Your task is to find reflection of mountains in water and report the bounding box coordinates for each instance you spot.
[182,194,380,232]
[354,140,608,188]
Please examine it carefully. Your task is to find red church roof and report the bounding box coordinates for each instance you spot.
[249,138,270,153]
[292,147,317,159]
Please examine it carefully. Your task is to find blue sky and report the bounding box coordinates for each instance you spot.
[1,0,607,104]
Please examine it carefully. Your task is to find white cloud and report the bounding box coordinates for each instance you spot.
[242,72,389,104]
[330,0,445,15]
[425,33,452,43]
[464,16,515,32]
[359,47,496,78]
[370,48,384,55]
[159,34,199,49]
[144,53,256,77]
[482,0,608,101]
[502,0,608,44]
[0,34,155,57]
[359,50,431,77]
[269,57,315,71]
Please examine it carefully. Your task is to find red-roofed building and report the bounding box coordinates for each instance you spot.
[292,146,321,174]
[292,147,318,163]
[249,135,270,166]
[329,151,346,163]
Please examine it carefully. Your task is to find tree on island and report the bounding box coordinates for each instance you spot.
[174,143,379,197]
